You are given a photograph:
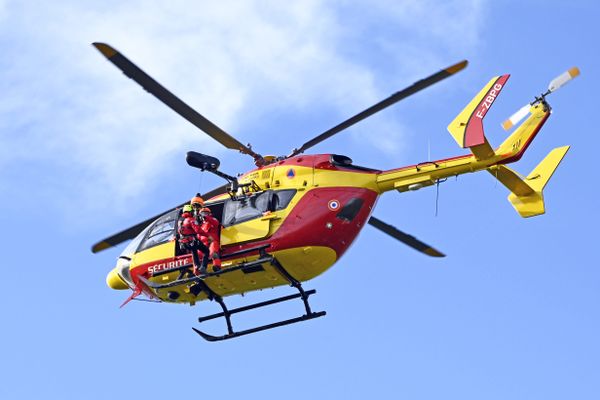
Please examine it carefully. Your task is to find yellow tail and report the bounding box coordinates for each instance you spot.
[376,74,569,218]
[447,74,510,160]
[488,146,569,217]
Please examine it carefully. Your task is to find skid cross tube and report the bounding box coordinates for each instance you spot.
[192,254,326,342]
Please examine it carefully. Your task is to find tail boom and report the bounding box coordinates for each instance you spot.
[375,91,566,217]
[376,102,552,193]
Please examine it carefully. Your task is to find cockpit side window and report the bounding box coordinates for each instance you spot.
[137,209,179,253]
[272,189,296,211]
[222,192,269,226]
[221,189,297,227]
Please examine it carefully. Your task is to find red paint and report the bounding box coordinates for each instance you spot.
[498,110,551,165]
[464,74,510,147]
[130,187,379,280]
[239,154,381,181]
[267,187,378,258]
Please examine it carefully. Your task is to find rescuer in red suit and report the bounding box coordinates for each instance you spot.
[178,204,210,275]
[197,207,222,272]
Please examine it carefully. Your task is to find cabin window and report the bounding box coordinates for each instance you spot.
[137,209,179,252]
[222,189,297,227]
[272,189,296,211]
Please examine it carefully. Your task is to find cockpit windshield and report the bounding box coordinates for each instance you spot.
[137,209,179,253]
[119,209,179,258]
[119,224,151,259]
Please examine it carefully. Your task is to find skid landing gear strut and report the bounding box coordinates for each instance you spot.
[192,257,326,342]
[141,245,326,342]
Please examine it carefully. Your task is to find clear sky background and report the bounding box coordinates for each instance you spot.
[1,1,599,399]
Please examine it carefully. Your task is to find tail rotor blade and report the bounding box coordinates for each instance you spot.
[501,103,530,131]
[502,67,580,131]
[548,67,580,93]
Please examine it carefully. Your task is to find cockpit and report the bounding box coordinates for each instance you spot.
[119,188,297,261]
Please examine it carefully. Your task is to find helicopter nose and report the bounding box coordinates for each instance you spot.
[106,268,129,290]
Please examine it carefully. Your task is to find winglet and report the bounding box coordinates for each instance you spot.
[490,146,570,218]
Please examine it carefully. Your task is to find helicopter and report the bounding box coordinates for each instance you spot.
[91,42,579,342]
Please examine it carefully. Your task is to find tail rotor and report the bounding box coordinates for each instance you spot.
[501,67,580,131]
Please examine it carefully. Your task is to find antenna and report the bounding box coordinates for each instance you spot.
[428,138,431,161]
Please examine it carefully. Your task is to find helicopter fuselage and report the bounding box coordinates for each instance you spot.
[113,154,383,305]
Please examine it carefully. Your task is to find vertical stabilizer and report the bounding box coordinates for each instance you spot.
[447,75,510,160]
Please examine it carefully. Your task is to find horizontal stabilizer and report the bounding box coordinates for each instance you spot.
[488,165,534,197]
[520,145,570,193]
[489,146,569,217]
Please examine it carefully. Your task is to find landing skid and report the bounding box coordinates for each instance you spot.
[143,245,326,341]
[193,287,326,342]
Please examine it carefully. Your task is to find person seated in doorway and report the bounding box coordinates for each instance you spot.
[197,206,222,273]
[177,204,210,275]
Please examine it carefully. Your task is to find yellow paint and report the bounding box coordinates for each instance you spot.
[221,218,271,245]
[496,103,548,156]
[106,268,129,290]
[132,240,175,266]
[152,246,337,303]
[447,76,500,148]
[377,103,553,195]
[507,146,570,217]
[235,159,380,193]
[270,163,313,188]
[487,165,534,197]
[313,169,379,192]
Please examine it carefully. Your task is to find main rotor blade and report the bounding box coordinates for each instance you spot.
[368,216,445,257]
[92,42,263,163]
[288,60,468,158]
[91,184,229,253]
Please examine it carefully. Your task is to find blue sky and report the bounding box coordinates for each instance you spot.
[1,1,599,399]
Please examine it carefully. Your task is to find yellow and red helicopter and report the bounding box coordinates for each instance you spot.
[91,42,579,341]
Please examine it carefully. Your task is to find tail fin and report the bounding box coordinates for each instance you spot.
[447,75,510,160]
[488,146,569,217]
